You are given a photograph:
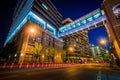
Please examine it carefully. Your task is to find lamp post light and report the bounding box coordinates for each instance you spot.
[69,47,74,52]
[99,38,108,63]
[21,28,35,65]
[42,54,44,67]
[99,38,107,49]
[67,46,74,63]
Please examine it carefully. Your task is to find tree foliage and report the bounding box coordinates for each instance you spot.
[61,50,66,61]
[46,47,55,63]
[0,41,17,63]
[32,42,42,61]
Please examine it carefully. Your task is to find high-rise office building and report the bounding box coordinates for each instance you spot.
[91,46,106,62]
[4,0,63,63]
[5,0,62,46]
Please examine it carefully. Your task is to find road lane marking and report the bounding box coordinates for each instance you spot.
[97,71,102,80]
[0,75,18,79]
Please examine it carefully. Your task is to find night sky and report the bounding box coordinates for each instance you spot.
[0,0,110,49]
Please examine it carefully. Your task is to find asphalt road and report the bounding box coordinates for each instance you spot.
[0,64,120,80]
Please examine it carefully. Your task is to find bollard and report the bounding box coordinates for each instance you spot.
[19,63,22,68]
[42,63,43,68]
[27,63,29,68]
[2,63,7,68]
[37,63,39,67]
[46,63,47,67]
[10,63,14,69]
[32,63,34,68]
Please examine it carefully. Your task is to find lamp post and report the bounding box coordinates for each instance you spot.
[99,38,108,63]
[68,46,74,63]
[99,38,107,50]
[21,28,35,64]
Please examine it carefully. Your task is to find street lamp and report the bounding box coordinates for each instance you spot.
[99,38,108,63]
[21,28,35,64]
[99,38,107,49]
[67,46,74,63]
[69,47,74,52]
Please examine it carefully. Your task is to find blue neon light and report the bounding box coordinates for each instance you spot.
[93,12,101,19]
[46,24,55,35]
[81,19,87,24]
[76,22,81,26]
[5,11,56,46]
[29,12,46,29]
[5,15,28,46]
[87,17,93,22]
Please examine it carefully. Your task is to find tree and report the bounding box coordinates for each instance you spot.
[32,42,42,63]
[103,52,110,63]
[46,47,55,63]
[0,41,17,63]
[49,47,55,63]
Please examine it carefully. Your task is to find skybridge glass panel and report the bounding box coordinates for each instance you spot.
[68,26,72,30]
[93,12,101,19]
[72,24,76,28]
[76,22,81,27]
[86,17,93,22]
[81,19,87,24]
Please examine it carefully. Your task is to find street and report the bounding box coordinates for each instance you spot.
[0,64,120,80]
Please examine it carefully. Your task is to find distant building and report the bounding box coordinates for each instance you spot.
[102,0,120,59]
[60,30,91,63]
[62,18,73,25]
[91,46,106,62]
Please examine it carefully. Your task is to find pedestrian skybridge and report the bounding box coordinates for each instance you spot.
[58,9,106,37]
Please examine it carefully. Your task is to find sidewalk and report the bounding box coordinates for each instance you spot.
[112,65,120,70]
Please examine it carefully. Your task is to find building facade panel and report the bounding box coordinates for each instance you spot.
[102,0,120,59]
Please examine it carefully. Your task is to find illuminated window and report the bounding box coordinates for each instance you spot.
[81,19,86,24]
[29,17,44,28]
[87,17,93,22]
[46,24,55,35]
[93,12,101,19]
[72,24,76,28]
[76,22,81,26]
[68,26,72,30]
[42,3,48,10]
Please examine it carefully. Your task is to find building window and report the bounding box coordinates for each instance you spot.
[42,3,48,10]
[46,24,55,35]
[112,3,120,19]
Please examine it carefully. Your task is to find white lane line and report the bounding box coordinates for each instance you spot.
[97,71,102,80]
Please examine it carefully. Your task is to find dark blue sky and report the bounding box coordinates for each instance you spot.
[0,0,108,48]
[0,0,18,47]
[51,0,103,20]
[88,26,111,49]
